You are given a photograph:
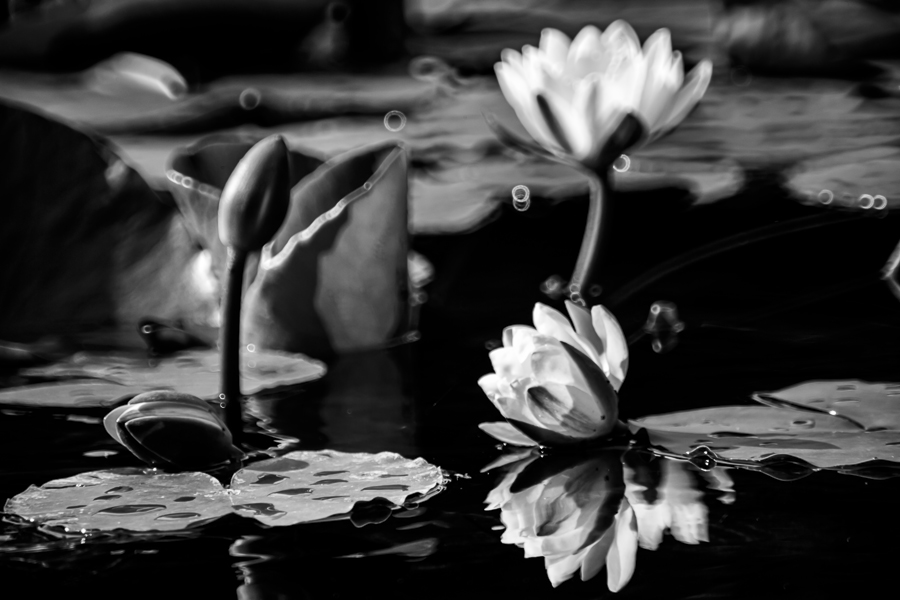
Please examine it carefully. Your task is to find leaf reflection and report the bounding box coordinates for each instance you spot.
[484,448,731,591]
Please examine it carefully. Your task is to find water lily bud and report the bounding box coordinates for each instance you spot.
[218,135,291,252]
[103,390,241,471]
[477,302,629,446]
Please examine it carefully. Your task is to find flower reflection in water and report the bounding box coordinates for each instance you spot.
[484,449,733,591]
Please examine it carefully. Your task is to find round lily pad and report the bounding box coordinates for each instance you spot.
[631,380,900,468]
[5,468,232,533]
[230,450,446,526]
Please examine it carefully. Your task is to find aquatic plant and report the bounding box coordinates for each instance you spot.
[491,22,712,300]
[103,135,292,469]
[478,301,628,446]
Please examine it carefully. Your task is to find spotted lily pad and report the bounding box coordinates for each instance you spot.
[631,380,900,468]
[4,468,231,533]
[0,347,326,407]
[229,450,446,526]
[5,451,445,532]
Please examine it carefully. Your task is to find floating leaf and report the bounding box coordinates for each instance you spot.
[230,450,445,526]
[0,348,326,408]
[631,381,900,468]
[753,380,900,431]
[5,468,231,533]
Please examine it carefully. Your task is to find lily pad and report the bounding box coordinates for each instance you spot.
[631,380,900,468]
[4,468,232,533]
[0,347,326,408]
[753,380,900,431]
[230,450,446,526]
[5,451,446,532]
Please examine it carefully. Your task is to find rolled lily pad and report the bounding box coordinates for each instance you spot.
[230,450,446,526]
[631,380,900,468]
[5,468,231,533]
[0,347,326,408]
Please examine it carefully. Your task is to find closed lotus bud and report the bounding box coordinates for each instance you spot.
[103,390,242,471]
[218,135,292,252]
[477,301,629,446]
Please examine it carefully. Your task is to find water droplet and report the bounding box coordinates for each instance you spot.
[239,88,262,110]
[313,496,350,501]
[312,479,348,485]
[362,484,410,491]
[141,325,153,334]
[588,284,602,298]
[93,495,122,501]
[96,504,166,515]
[66,505,88,509]
[612,154,630,172]
[107,486,133,493]
[246,344,256,353]
[314,470,349,476]
[384,110,407,132]
[173,496,195,502]
[363,181,373,191]
[874,195,887,210]
[791,420,815,428]
[155,512,201,520]
[687,447,718,471]
[859,194,875,209]
[380,473,406,478]
[818,189,834,204]
[511,185,531,211]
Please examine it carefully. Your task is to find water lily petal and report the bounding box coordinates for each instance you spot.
[600,21,646,111]
[496,60,560,153]
[567,25,605,79]
[564,300,605,366]
[489,346,530,382]
[530,343,590,389]
[539,28,572,73]
[502,325,540,349]
[656,59,713,135]
[578,525,616,582]
[606,502,638,592]
[526,383,606,439]
[533,303,595,359]
[639,29,681,131]
[478,421,539,447]
[591,305,629,390]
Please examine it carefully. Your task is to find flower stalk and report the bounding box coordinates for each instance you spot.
[570,170,611,305]
[219,246,247,438]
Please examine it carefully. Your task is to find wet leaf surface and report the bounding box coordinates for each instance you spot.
[632,380,900,468]
[5,451,445,532]
[230,450,446,526]
[4,469,232,533]
[0,348,326,408]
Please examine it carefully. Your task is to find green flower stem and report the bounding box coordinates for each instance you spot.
[220,246,247,440]
[569,169,611,306]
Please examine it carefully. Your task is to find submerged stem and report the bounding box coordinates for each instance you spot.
[220,246,247,439]
[569,170,611,306]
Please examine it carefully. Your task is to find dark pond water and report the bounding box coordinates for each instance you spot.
[2,182,899,598]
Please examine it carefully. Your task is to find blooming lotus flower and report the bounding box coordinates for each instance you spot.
[485,450,638,590]
[495,21,713,169]
[478,301,628,446]
[104,390,242,471]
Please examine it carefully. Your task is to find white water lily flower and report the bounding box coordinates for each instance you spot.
[495,21,713,167]
[478,301,629,446]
